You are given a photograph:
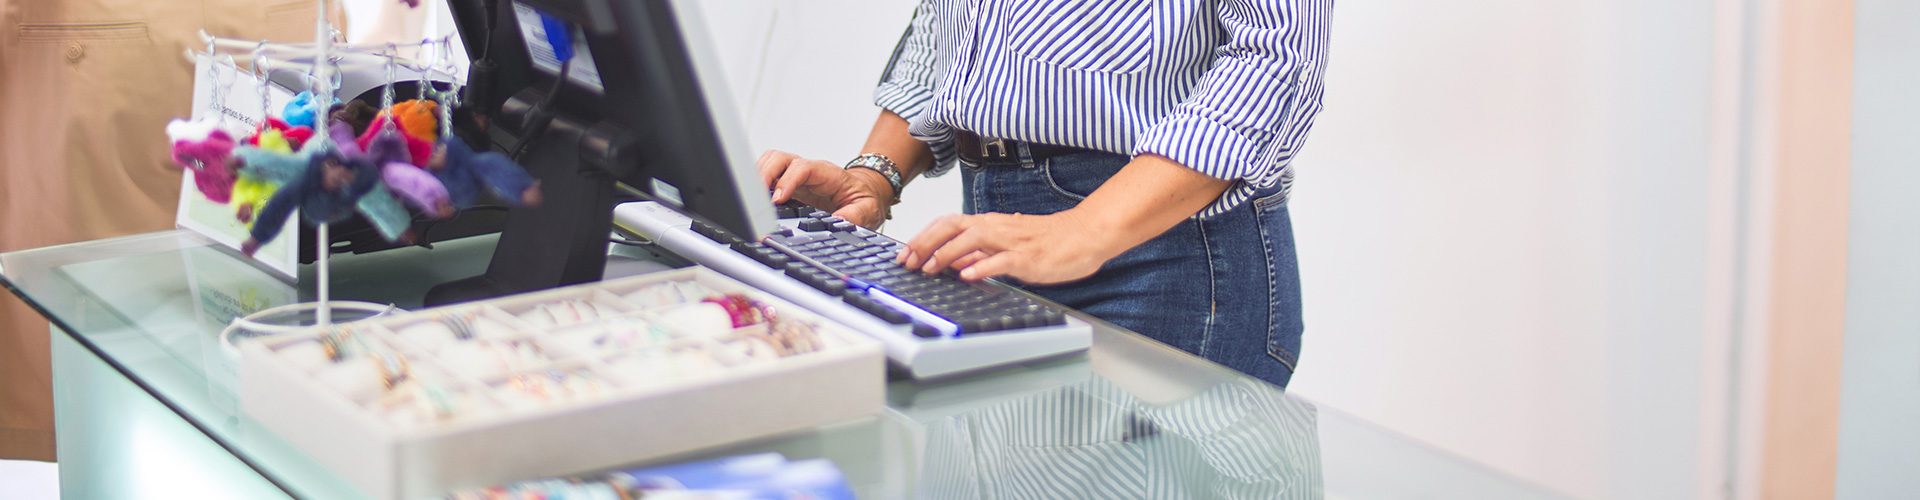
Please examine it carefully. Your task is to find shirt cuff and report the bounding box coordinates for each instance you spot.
[1134,111,1283,216]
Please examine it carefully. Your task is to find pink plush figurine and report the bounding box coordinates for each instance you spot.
[167,119,239,203]
[356,115,433,166]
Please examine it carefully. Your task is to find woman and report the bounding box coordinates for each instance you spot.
[758,0,1331,387]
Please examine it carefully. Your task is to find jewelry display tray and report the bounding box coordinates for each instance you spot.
[238,267,886,500]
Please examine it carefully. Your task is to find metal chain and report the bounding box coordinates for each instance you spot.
[433,36,460,139]
[381,42,398,133]
[254,41,272,127]
[206,54,227,127]
[417,38,432,101]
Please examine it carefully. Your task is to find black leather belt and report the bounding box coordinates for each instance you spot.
[955,131,1093,164]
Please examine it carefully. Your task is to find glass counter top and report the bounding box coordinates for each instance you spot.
[1,230,1570,499]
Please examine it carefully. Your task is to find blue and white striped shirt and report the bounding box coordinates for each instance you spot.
[875,0,1333,217]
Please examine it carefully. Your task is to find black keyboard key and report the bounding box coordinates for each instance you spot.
[843,292,873,311]
[692,220,742,243]
[799,218,830,232]
[911,322,942,338]
[810,275,846,296]
[776,201,813,219]
[1019,313,1046,329]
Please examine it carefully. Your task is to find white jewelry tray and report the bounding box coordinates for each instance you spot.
[238,267,886,500]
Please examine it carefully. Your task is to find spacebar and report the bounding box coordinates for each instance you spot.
[847,279,959,338]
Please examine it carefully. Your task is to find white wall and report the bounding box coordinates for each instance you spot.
[1285,2,1720,499]
[705,2,1727,499]
[698,0,962,241]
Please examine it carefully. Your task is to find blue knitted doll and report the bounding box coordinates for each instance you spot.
[241,152,414,256]
[427,139,543,208]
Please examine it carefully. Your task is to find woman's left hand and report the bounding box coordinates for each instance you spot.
[898,210,1121,285]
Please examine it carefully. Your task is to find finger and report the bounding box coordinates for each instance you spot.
[924,225,996,274]
[832,203,881,230]
[903,215,972,269]
[947,250,993,271]
[771,160,814,204]
[959,252,1021,282]
[757,150,794,188]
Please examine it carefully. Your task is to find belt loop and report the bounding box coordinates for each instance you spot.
[1017,141,1038,169]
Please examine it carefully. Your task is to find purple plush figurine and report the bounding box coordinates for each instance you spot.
[382,162,454,218]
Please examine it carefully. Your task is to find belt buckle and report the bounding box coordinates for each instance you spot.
[982,137,1009,160]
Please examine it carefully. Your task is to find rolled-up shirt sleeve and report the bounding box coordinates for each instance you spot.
[1133,0,1325,217]
[872,0,960,176]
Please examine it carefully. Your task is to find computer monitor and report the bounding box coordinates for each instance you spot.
[428,0,777,305]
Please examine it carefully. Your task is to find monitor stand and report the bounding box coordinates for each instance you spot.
[424,108,619,306]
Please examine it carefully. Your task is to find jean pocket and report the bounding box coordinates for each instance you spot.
[1041,152,1129,202]
[1001,0,1157,75]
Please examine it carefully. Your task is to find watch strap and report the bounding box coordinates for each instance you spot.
[844,153,904,203]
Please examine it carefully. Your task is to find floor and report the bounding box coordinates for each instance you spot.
[0,460,57,499]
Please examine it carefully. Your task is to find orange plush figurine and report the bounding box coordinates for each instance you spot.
[387,99,440,143]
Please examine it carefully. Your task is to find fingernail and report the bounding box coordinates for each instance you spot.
[961,268,977,280]
[771,188,785,201]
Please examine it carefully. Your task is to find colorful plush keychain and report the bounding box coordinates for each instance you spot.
[166,119,240,203]
[428,139,542,209]
[336,103,452,218]
[281,90,339,129]
[236,65,421,253]
[171,42,539,258]
[413,59,543,210]
[242,152,383,256]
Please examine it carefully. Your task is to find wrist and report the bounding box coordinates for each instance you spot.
[845,167,894,202]
[1057,206,1132,262]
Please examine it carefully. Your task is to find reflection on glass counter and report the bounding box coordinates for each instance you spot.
[0,230,1570,499]
[917,377,1320,499]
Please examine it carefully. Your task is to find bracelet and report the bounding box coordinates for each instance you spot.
[845,153,903,219]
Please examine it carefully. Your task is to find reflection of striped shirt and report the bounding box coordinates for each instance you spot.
[917,378,1323,499]
[875,0,1333,217]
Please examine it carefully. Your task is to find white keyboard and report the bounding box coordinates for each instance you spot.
[613,201,1091,379]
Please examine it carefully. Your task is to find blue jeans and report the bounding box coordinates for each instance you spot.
[959,146,1304,388]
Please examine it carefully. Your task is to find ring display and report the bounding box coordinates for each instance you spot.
[234,267,885,500]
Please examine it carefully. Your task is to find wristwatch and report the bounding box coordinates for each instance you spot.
[844,153,904,203]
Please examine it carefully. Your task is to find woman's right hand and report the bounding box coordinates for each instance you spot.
[758,150,892,229]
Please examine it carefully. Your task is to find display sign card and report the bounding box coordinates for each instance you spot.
[179,53,301,280]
